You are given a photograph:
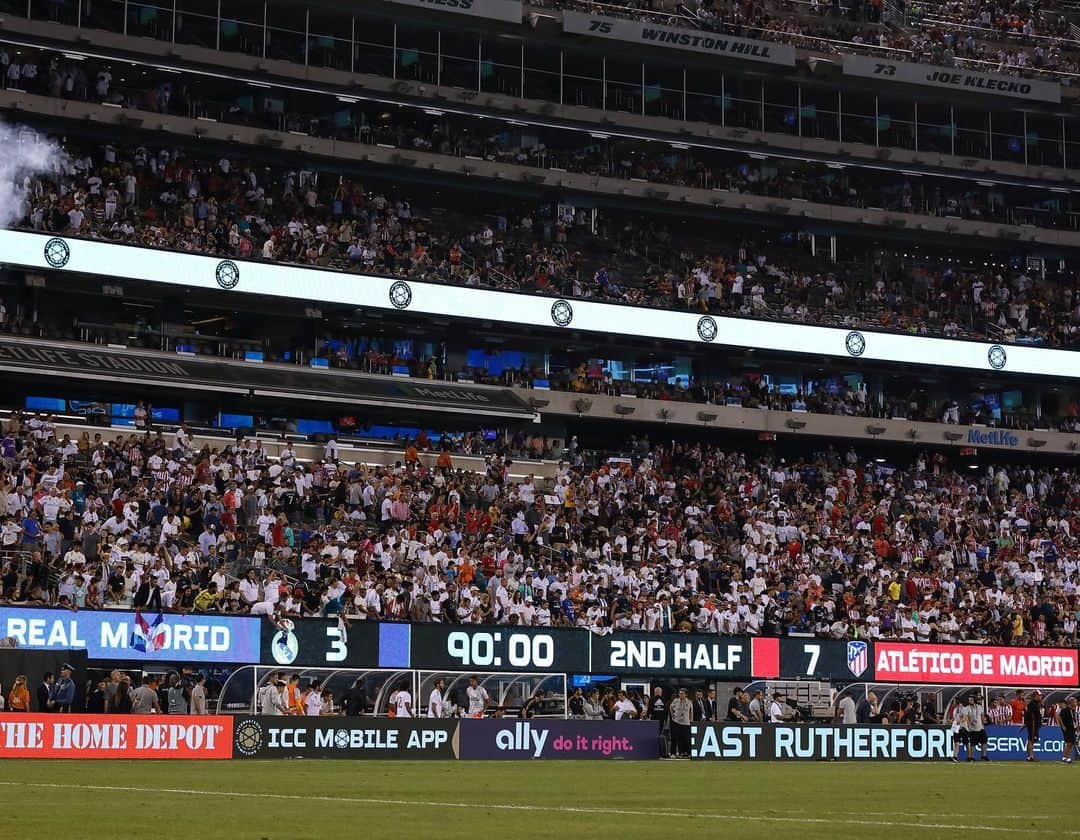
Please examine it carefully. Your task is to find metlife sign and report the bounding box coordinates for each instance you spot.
[563,12,795,67]
[842,54,1060,103]
[967,428,1019,447]
[691,723,953,761]
[383,0,521,23]
[0,608,260,664]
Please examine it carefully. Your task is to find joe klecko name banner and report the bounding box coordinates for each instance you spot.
[842,54,1060,103]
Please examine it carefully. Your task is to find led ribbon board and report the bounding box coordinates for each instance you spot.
[5,231,1077,379]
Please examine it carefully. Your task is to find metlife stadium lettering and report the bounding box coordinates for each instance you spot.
[967,428,1020,447]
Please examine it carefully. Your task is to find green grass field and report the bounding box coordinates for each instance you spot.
[0,760,1074,838]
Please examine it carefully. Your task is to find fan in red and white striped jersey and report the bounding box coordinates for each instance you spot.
[987,697,1013,726]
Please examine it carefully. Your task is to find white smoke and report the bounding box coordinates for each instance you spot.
[0,119,67,229]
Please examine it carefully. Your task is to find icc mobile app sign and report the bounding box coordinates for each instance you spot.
[873,642,1078,687]
[0,608,260,664]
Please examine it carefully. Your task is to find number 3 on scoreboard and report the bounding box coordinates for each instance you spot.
[326,626,348,662]
[803,643,820,676]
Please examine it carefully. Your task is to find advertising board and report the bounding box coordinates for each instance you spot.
[0,714,233,759]
[231,716,458,759]
[983,725,1071,761]
[457,719,659,759]
[690,723,953,761]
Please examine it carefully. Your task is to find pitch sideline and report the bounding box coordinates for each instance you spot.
[0,780,1070,835]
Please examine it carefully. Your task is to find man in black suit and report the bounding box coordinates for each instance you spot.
[693,688,714,722]
[36,672,55,712]
[1060,696,1077,764]
[342,678,367,716]
[1024,689,1044,762]
[133,578,162,611]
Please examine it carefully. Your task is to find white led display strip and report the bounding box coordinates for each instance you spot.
[3,229,1075,379]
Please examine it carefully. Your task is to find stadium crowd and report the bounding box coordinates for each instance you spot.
[546,0,1080,80]
[12,128,1080,351]
[0,409,1077,650]
[9,0,1080,83]
[9,299,1075,433]
[6,47,1072,227]
[306,331,1077,433]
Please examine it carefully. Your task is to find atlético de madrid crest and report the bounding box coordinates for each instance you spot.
[846,641,868,677]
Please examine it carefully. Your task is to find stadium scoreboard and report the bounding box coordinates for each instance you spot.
[4,609,1074,685]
